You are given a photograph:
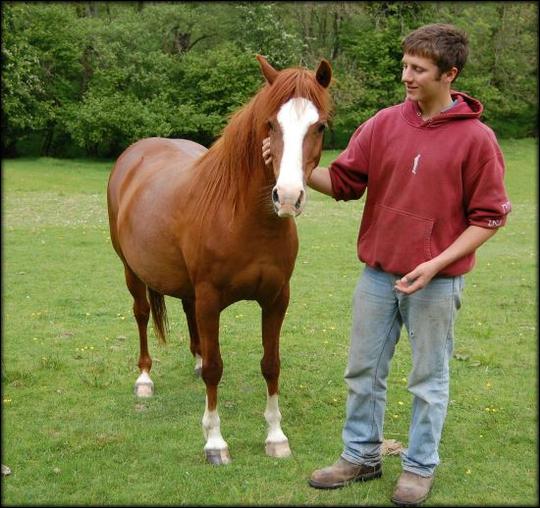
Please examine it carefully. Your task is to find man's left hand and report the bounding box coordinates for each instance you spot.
[394,261,440,295]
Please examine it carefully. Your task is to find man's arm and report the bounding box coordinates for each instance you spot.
[394,225,498,294]
[307,167,333,196]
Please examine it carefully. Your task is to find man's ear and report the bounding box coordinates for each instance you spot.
[445,66,459,84]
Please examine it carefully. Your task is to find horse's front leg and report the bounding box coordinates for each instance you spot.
[261,286,292,458]
[195,285,231,465]
[181,299,203,376]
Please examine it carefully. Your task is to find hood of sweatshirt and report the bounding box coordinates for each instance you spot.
[401,90,483,127]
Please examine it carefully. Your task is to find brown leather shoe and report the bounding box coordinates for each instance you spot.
[391,470,434,506]
[308,457,382,489]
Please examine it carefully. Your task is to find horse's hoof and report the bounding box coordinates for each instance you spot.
[265,440,292,458]
[205,448,232,465]
[134,382,154,398]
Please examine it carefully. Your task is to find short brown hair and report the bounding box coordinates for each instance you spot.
[402,24,469,80]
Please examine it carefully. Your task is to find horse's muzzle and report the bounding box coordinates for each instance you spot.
[272,186,305,218]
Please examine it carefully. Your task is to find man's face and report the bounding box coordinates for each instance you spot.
[401,53,452,104]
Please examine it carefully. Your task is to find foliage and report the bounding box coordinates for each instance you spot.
[2,139,537,504]
[1,1,537,157]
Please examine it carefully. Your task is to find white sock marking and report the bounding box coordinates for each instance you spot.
[264,393,288,444]
[202,396,228,451]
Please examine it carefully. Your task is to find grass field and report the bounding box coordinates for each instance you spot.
[2,138,537,505]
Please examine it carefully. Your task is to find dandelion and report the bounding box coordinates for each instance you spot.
[398,401,404,406]
[466,469,472,475]
[3,398,12,404]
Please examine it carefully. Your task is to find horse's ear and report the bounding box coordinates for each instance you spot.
[256,54,279,85]
[315,59,332,88]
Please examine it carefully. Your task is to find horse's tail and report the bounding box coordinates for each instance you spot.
[147,288,168,344]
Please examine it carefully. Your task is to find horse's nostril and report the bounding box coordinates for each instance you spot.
[272,188,279,204]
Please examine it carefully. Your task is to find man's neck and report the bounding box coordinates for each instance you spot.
[418,93,454,120]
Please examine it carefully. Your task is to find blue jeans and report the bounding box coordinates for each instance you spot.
[341,266,464,477]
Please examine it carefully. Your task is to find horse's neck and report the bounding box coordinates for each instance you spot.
[187,129,280,226]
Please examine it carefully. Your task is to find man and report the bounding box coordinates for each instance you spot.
[263,24,511,506]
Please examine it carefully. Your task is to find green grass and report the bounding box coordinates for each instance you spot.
[2,138,537,505]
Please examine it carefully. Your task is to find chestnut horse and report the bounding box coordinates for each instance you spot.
[107,55,332,464]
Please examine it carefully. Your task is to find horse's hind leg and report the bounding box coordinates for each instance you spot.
[261,287,292,458]
[181,299,202,376]
[124,266,154,397]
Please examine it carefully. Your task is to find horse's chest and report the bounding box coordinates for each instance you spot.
[203,249,294,304]
[213,257,292,305]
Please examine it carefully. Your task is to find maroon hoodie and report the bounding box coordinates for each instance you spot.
[328,91,511,276]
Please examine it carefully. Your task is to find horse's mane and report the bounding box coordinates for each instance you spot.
[190,66,332,221]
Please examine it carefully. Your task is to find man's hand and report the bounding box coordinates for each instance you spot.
[262,136,272,166]
[394,260,441,295]
[394,226,498,295]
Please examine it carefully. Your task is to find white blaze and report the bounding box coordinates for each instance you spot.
[275,97,319,203]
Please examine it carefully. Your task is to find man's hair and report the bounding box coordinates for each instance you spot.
[402,24,469,80]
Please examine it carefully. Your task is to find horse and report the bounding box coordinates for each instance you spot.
[107,54,332,465]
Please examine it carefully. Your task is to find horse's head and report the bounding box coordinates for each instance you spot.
[256,55,332,218]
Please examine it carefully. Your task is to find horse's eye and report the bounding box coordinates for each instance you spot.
[267,121,274,132]
[317,123,327,133]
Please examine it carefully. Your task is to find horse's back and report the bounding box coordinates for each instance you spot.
[107,137,207,292]
[108,137,206,216]
[109,137,206,190]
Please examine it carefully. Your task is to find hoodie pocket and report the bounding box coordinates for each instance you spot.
[360,204,434,272]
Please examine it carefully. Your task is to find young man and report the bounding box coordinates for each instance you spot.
[263,24,511,506]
